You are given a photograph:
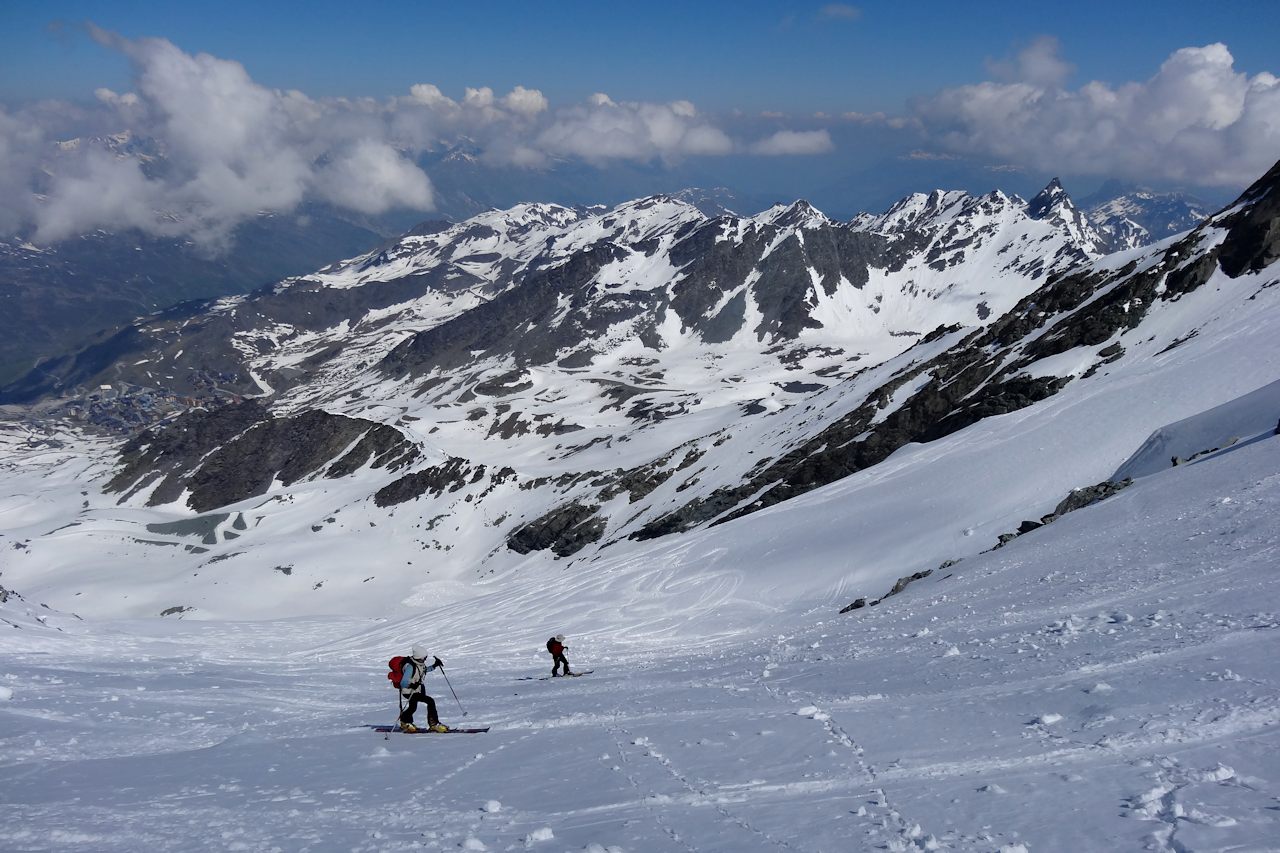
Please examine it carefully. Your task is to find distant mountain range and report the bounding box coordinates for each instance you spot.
[0,167,1208,388]
[4,156,1276,620]
[3,176,1110,408]
[1081,179,1214,251]
[1,128,1218,389]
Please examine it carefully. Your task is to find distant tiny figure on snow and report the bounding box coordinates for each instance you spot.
[547,634,573,677]
[388,645,447,732]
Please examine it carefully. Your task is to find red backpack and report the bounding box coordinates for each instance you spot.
[387,656,407,688]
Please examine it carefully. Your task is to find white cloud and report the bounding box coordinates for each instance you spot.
[463,86,496,109]
[93,87,140,108]
[818,3,861,21]
[0,108,48,234]
[984,36,1074,88]
[670,100,697,118]
[901,150,960,161]
[24,26,439,246]
[841,111,919,130]
[917,42,1280,187]
[35,149,161,243]
[536,97,733,163]
[502,86,548,117]
[407,83,456,111]
[0,29,833,245]
[313,138,433,214]
[750,129,834,156]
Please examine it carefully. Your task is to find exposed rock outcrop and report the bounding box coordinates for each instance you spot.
[507,502,607,558]
[107,401,419,512]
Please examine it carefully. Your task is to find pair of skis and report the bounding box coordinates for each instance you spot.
[517,669,595,681]
[363,724,490,735]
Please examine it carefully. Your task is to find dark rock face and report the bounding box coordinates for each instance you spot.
[1049,479,1133,518]
[507,502,606,558]
[375,458,489,507]
[840,567,940,613]
[325,423,422,479]
[1027,178,1068,220]
[886,569,934,598]
[667,224,770,338]
[182,411,418,512]
[989,478,1133,550]
[106,400,418,512]
[382,245,626,376]
[107,400,272,504]
[1217,159,1280,278]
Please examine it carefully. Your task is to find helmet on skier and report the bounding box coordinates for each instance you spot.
[554,634,565,642]
[410,645,428,661]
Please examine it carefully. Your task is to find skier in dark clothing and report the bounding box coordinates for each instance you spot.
[399,645,447,732]
[546,634,572,677]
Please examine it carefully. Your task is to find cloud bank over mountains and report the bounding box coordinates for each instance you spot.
[915,37,1280,187]
[0,28,1277,247]
[0,28,834,246]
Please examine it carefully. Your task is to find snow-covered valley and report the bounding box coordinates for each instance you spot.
[2,420,1277,852]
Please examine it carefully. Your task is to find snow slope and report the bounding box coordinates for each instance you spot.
[1,420,1277,852]
[1,164,1278,852]
[1114,378,1280,480]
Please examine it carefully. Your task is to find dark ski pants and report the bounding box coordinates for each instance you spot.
[551,652,570,676]
[400,688,439,727]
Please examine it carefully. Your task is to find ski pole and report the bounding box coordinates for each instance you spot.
[388,691,404,740]
[439,666,467,716]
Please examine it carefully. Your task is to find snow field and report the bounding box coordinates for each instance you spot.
[2,434,1278,851]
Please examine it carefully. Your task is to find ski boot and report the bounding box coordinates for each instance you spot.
[429,723,449,733]
[400,722,418,733]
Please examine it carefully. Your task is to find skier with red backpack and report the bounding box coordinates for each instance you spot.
[388,645,448,733]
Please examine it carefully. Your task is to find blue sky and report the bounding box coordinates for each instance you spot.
[4,1,1277,112]
[2,1,1278,240]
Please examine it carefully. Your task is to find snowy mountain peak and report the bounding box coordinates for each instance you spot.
[586,195,707,246]
[479,201,584,231]
[1027,177,1072,220]
[1024,178,1110,256]
[754,199,829,229]
[863,189,972,234]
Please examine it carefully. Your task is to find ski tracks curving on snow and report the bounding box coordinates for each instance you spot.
[757,638,954,852]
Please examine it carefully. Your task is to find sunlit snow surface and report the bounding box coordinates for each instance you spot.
[2,185,1279,849]
[2,425,1278,851]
